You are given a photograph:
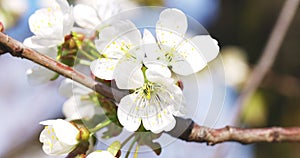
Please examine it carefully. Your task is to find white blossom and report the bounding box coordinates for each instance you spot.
[26,66,57,85]
[90,23,185,133]
[39,119,79,156]
[26,0,73,48]
[73,0,120,29]
[86,150,115,158]
[144,8,220,76]
[90,20,142,80]
[24,0,74,85]
[116,65,185,133]
[59,79,103,120]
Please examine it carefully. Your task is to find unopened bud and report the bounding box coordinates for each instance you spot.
[69,38,76,49]
[77,126,90,141]
[64,34,73,41]
[177,80,184,90]
[0,22,4,32]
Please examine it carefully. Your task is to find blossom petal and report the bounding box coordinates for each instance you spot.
[143,29,156,44]
[26,66,57,85]
[55,0,73,35]
[145,64,171,81]
[58,79,92,97]
[158,85,185,116]
[142,29,166,64]
[29,7,63,38]
[107,44,145,89]
[39,125,75,155]
[63,96,98,120]
[97,20,141,51]
[90,58,119,80]
[114,59,144,89]
[52,119,79,145]
[55,0,70,13]
[142,109,176,133]
[73,4,101,29]
[171,39,207,75]
[156,8,187,47]
[24,35,62,48]
[190,35,220,62]
[87,150,115,158]
[117,94,142,132]
[142,43,164,64]
[96,0,120,20]
[23,37,57,57]
[95,39,124,59]
[148,75,186,116]
[39,120,57,126]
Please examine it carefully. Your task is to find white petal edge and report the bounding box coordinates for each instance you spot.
[90,58,119,80]
[143,29,156,44]
[39,126,75,155]
[23,37,58,58]
[26,66,57,85]
[52,119,79,145]
[142,109,176,133]
[73,4,101,29]
[59,79,92,97]
[28,8,63,38]
[156,8,187,47]
[171,39,208,75]
[117,94,142,132]
[190,35,220,62]
[86,150,115,158]
[145,64,171,81]
[114,59,144,89]
[62,96,96,120]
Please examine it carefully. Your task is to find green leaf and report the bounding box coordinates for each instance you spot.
[107,141,121,156]
[137,132,162,155]
[50,73,59,81]
[148,142,161,155]
[102,123,123,139]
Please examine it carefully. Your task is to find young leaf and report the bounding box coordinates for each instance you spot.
[107,141,121,156]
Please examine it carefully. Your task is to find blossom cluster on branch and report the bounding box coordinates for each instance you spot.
[1,0,300,157]
[12,0,219,157]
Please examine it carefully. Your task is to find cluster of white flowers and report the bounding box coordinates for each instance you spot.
[27,0,220,157]
[32,0,121,156]
[90,8,219,133]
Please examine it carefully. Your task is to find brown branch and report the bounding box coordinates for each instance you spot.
[0,32,127,102]
[1,32,300,144]
[168,118,300,145]
[232,0,300,124]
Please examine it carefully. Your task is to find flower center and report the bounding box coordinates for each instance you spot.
[163,47,177,62]
[142,82,154,100]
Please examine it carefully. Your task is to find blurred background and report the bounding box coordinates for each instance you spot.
[0,0,299,158]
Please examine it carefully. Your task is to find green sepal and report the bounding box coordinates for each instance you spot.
[136,131,162,156]
[101,123,123,139]
[50,73,59,81]
[107,141,121,156]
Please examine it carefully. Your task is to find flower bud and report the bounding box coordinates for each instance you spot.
[0,22,4,32]
[39,119,80,156]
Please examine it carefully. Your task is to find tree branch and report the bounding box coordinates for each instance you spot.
[0,32,127,102]
[168,118,300,145]
[1,32,300,145]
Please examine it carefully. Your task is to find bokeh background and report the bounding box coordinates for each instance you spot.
[0,0,299,157]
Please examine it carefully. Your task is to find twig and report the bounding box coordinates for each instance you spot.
[232,0,300,124]
[0,32,127,102]
[1,32,300,144]
[168,118,300,145]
